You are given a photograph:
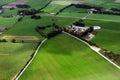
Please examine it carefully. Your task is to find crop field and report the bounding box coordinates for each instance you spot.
[43,0,84,13]
[26,0,51,9]
[83,20,120,54]
[0,16,19,28]
[0,0,120,80]
[0,42,37,80]
[1,16,77,40]
[19,34,120,80]
[0,0,15,6]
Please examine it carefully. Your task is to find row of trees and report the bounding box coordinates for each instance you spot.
[46,30,62,39]
[111,8,120,12]
[100,49,120,66]
[31,15,41,19]
[18,9,39,16]
[73,21,85,27]
[93,10,120,16]
[0,39,24,43]
[16,4,30,9]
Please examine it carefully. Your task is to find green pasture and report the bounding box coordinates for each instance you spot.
[0,43,37,80]
[83,20,120,54]
[2,15,76,38]
[20,34,120,80]
[0,16,19,27]
[0,0,15,6]
[26,0,51,9]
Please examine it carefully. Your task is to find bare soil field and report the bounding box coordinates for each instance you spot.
[2,36,38,40]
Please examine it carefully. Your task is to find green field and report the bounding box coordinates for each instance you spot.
[0,0,15,6]
[19,34,120,80]
[43,0,83,13]
[1,15,77,40]
[0,16,19,27]
[83,20,120,54]
[26,0,51,9]
[0,43,37,80]
[0,0,120,80]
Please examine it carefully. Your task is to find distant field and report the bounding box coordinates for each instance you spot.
[0,0,15,6]
[43,0,84,13]
[58,12,120,22]
[83,20,120,54]
[2,16,77,39]
[0,43,37,80]
[43,0,120,13]
[0,16,19,28]
[20,34,120,80]
[26,0,51,9]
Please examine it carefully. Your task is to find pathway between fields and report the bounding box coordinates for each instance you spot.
[14,38,47,80]
[63,31,120,70]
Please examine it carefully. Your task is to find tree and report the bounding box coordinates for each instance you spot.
[11,39,16,43]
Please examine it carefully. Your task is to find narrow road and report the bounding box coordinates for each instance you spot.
[14,38,47,80]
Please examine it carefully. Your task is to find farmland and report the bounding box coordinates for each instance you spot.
[0,0,15,6]
[83,20,120,54]
[0,0,120,80]
[20,34,120,80]
[0,43,37,80]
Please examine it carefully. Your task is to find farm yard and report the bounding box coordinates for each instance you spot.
[0,0,120,80]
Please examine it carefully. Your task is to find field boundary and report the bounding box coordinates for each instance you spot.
[63,31,120,70]
[14,38,47,80]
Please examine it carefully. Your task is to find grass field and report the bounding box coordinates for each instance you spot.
[0,16,19,28]
[19,34,120,80]
[26,0,51,9]
[0,0,15,6]
[1,16,77,39]
[0,42,37,80]
[83,20,120,54]
[43,0,84,13]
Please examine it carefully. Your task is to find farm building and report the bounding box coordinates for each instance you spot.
[93,26,101,30]
[71,25,89,32]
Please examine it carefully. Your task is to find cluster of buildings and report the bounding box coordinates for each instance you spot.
[69,25,101,41]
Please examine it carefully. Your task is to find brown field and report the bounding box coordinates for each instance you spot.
[2,36,38,40]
